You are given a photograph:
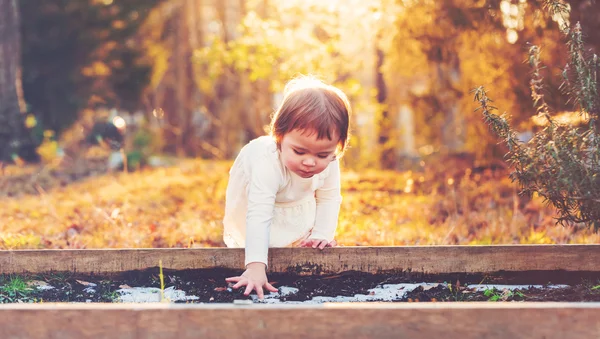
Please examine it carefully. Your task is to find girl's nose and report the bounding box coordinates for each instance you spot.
[302,157,316,167]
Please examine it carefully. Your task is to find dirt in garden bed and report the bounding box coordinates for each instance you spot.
[2,268,600,303]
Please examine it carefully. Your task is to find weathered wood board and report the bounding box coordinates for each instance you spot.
[1,302,599,339]
[2,245,600,338]
[1,244,599,275]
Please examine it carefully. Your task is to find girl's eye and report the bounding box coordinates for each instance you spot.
[317,154,330,159]
[293,149,305,155]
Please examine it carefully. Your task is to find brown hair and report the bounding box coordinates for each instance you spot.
[270,76,351,154]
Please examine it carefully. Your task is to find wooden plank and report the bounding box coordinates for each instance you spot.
[1,245,600,275]
[1,302,599,339]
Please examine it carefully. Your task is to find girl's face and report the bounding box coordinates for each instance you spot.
[280,129,338,178]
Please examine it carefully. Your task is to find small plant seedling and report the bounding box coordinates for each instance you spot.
[0,275,34,303]
[103,290,120,302]
[159,259,168,303]
[483,288,524,301]
[483,288,501,301]
[445,280,469,301]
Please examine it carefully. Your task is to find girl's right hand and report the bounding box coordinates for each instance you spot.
[225,262,278,300]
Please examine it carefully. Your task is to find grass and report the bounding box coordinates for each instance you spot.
[0,275,34,303]
[0,158,598,250]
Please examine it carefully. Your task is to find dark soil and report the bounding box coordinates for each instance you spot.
[2,268,600,303]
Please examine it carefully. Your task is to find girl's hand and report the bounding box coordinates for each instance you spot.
[299,238,337,250]
[225,262,278,300]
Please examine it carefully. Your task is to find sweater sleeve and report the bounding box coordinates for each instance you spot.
[309,159,342,241]
[244,152,282,267]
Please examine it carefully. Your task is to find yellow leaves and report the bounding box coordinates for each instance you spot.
[525,229,554,244]
[147,44,170,89]
[11,155,26,167]
[81,61,111,77]
[1,160,597,249]
[0,233,41,250]
[91,0,112,5]
[111,20,126,30]
[36,137,60,164]
[25,114,37,128]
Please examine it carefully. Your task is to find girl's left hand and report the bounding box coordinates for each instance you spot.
[299,239,337,250]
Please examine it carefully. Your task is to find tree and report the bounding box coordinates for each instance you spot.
[384,0,513,163]
[383,0,599,164]
[476,0,600,228]
[19,0,161,134]
[139,0,210,157]
[192,0,375,160]
[0,0,28,171]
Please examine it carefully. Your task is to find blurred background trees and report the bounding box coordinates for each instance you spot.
[0,0,29,167]
[477,0,599,229]
[1,0,598,171]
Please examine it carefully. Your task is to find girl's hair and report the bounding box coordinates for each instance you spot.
[269,76,351,154]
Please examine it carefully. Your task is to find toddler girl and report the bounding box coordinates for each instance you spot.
[223,76,351,300]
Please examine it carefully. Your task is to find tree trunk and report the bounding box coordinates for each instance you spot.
[246,0,272,141]
[0,0,25,170]
[375,33,396,169]
[437,58,464,153]
[173,0,195,157]
[397,105,416,157]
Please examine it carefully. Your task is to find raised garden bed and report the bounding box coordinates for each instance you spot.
[2,245,600,338]
[2,267,600,304]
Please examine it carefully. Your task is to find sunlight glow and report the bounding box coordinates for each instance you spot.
[404,178,414,193]
[551,3,571,29]
[153,108,165,119]
[113,116,126,130]
[532,111,586,126]
[500,0,526,44]
[506,29,518,44]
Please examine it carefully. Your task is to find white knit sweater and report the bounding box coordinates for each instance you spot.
[223,136,342,266]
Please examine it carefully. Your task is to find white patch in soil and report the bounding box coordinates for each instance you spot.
[103,282,571,304]
[252,283,440,304]
[250,283,571,304]
[26,280,55,291]
[83,287,96,294]
[117,286,200,303]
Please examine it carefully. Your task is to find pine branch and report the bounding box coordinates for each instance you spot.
[474,1,600,229]
[528,44,554,126]
[565,23,599,122]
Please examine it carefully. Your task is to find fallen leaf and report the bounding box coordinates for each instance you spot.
[422,284,439,291]
[76,280,97,287]
[27,280,51,288]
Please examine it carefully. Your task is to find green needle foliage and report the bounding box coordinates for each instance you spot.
[474,0,599,229]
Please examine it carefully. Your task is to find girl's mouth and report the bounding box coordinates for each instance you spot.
[299,170,313,177]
